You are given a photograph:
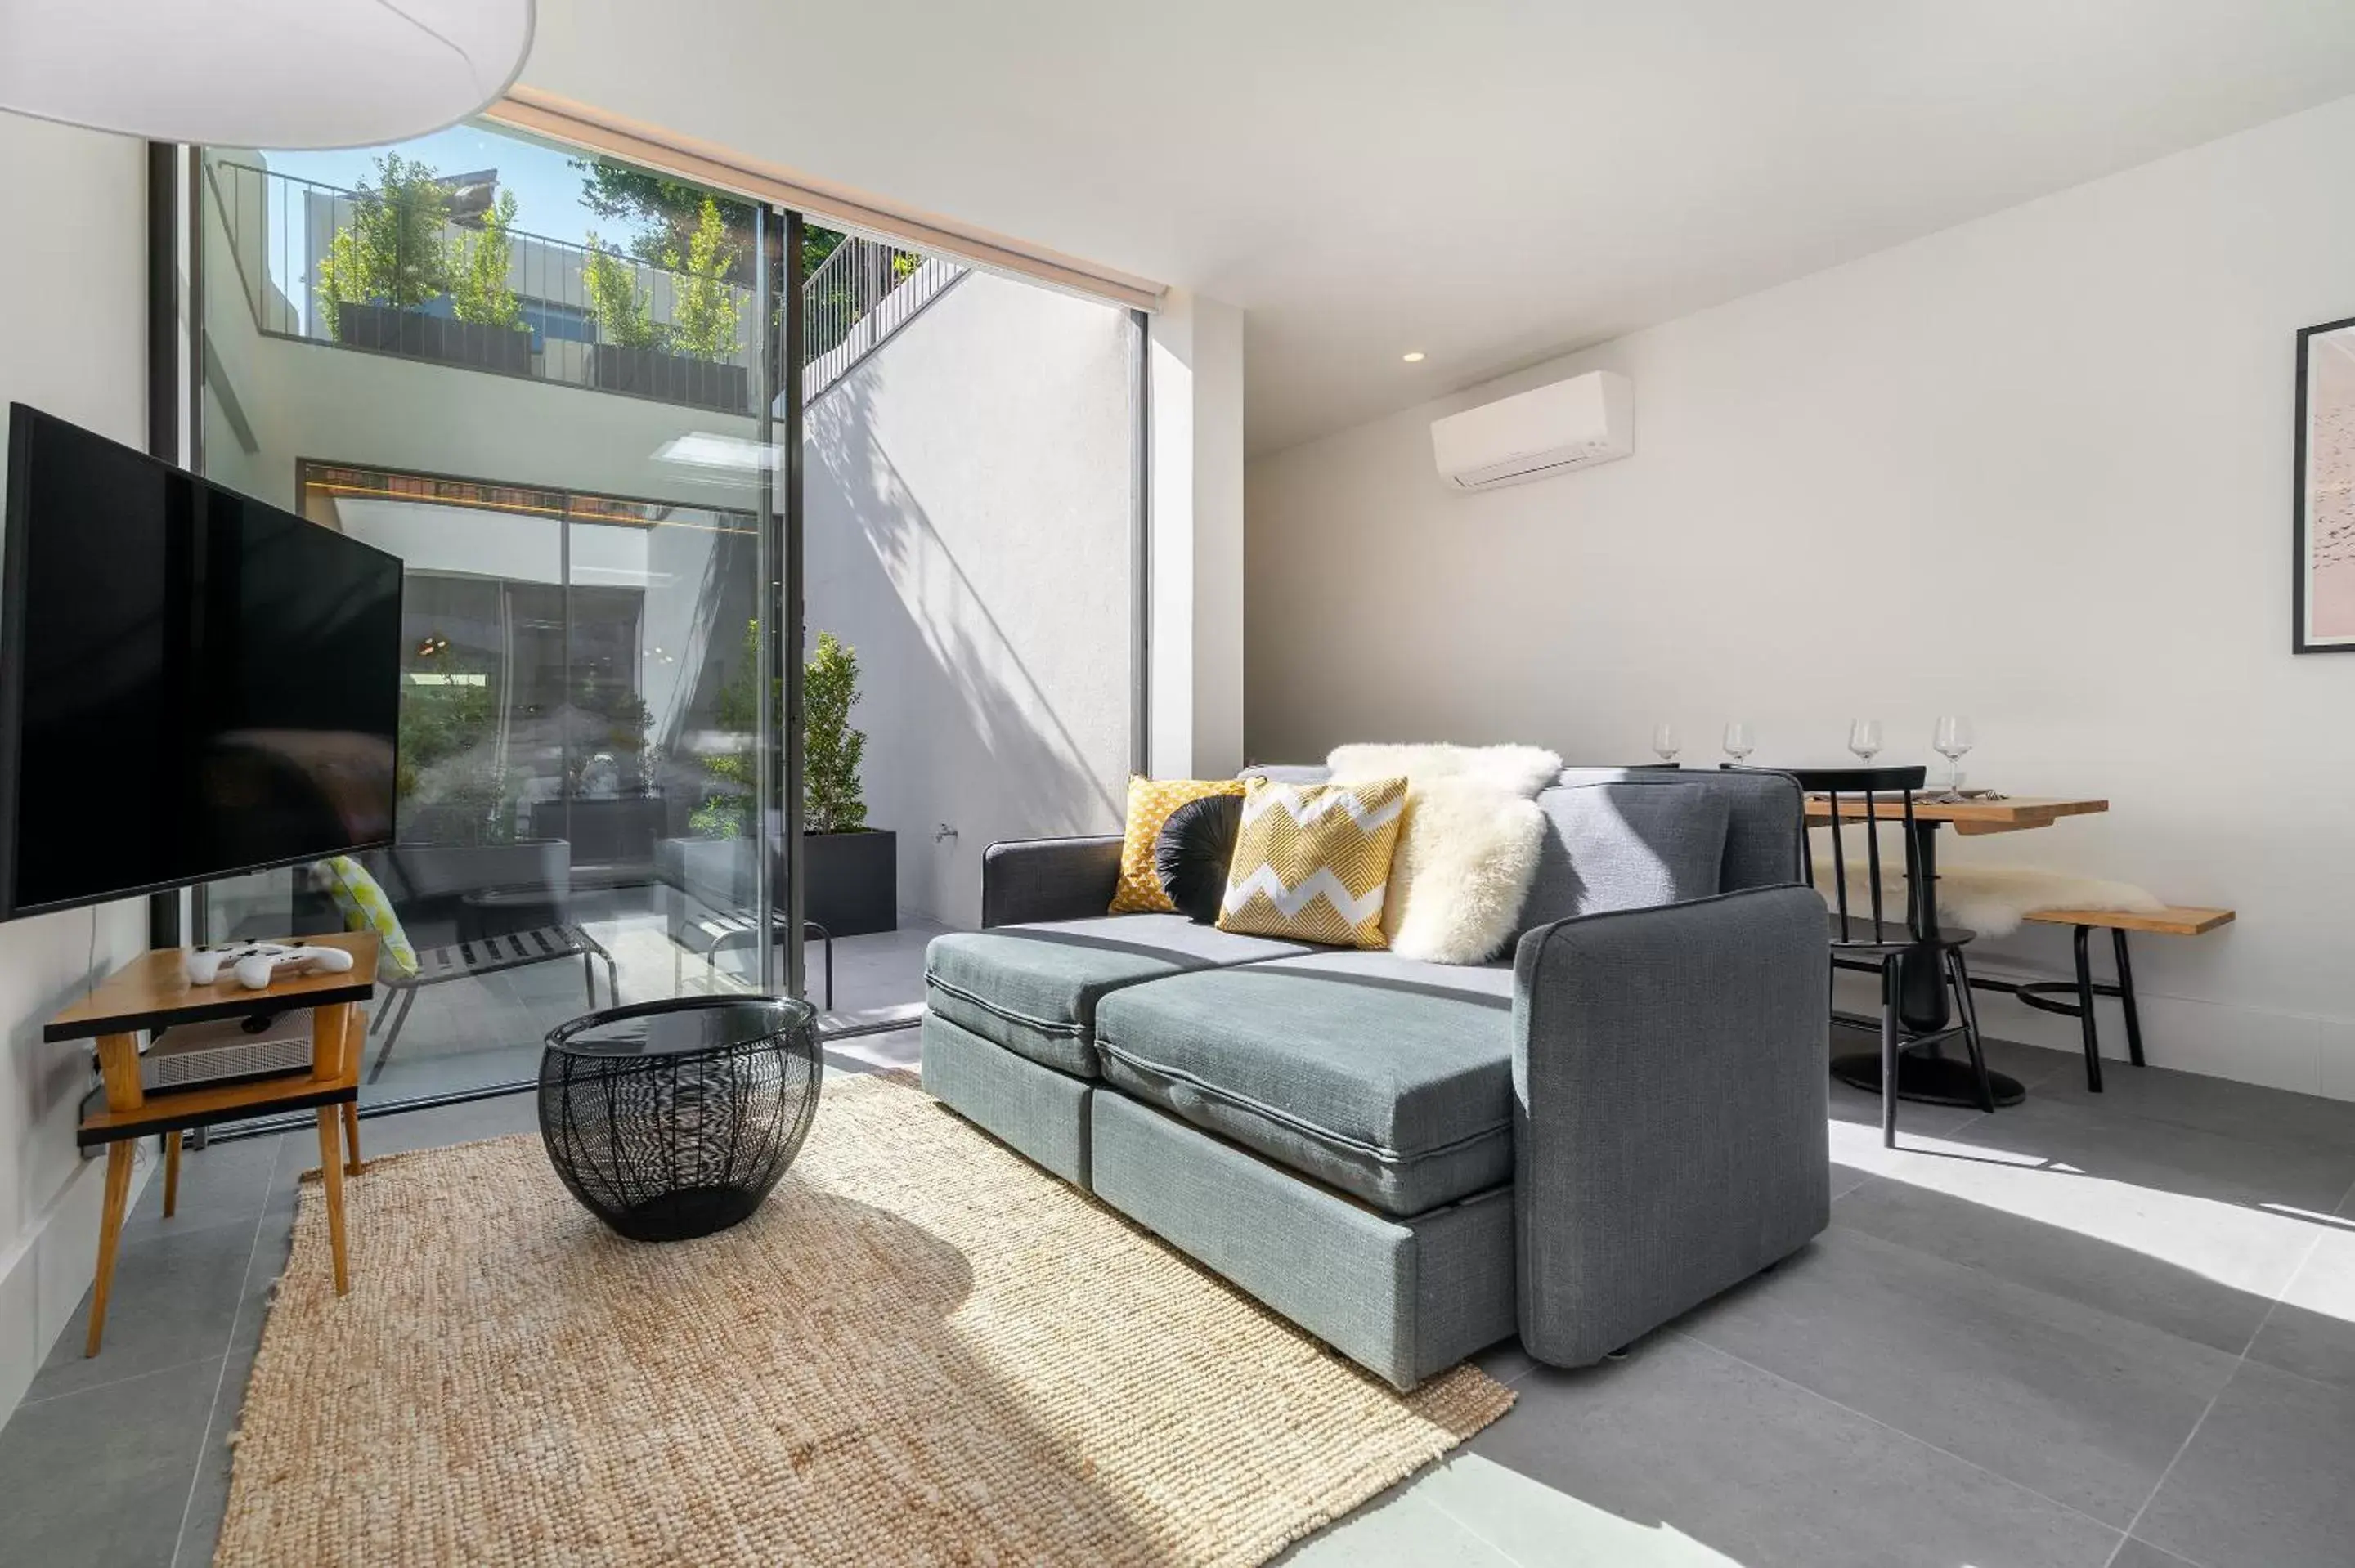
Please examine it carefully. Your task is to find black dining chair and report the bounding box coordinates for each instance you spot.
[1774,764,1994,1145]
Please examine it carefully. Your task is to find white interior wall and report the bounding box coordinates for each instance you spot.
[804,272,1137,927]
[0,113,153,1418]
[1148,291,1247,780]
[1246,93,2355,1100]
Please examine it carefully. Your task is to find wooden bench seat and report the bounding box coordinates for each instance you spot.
[366,925,617,1084]
[2005,905,2236,1091]
[2023,906,2236,937]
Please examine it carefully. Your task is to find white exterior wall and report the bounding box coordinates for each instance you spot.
[1245,93,2355,1100]
[0,114,152,1418]
[805,273,1137,927]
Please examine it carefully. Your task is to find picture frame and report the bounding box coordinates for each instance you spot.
[2294,314,2355,652]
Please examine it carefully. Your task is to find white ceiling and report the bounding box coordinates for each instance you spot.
[521,2,2355,456]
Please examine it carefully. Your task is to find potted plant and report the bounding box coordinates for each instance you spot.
[666,623,896,939]
[316,155,532,375]
[800,630,896,936]
[585,196,751,413]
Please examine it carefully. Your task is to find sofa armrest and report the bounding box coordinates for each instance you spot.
[980,836,1123,928]
[1511,884,1829,1366]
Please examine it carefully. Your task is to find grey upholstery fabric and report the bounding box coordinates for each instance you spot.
[1517,780,1732,933]
[980,836,1122,929]
[1094,951,1514,1216]
[1237,763,1332,786]
[921,1010,1096,1188]
[1512,885,1830,1367]
[1554,767,1806,893]
[1090,1091,1517,1390]
[925,915,1313,1077]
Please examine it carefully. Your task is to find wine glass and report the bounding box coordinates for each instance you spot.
[1722,722,1755,766]
[1847,719,1883,764]
[1651,723,1681,765]
[1932,715,1974,802]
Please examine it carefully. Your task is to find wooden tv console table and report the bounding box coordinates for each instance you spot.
[44,932,379,1355]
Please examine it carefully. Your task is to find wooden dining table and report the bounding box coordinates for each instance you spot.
[1806,792,2110,1107]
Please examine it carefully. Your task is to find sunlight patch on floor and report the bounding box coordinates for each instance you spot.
[1409,1454,1752,1566]
[1829,1118,2335,1310]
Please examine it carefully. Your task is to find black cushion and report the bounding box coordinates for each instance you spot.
[1154,793,1243,923]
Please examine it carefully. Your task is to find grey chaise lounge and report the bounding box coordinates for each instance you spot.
[919,765,1830,1389]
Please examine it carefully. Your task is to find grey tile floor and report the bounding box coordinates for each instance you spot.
[6,1025,2353,1568]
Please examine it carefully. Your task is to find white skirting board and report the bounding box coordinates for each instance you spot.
[1830,962,2355,1103]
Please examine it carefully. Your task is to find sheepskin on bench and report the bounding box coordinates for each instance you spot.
[1811,827,2162,938]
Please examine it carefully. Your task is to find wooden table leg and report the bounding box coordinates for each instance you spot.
[316,1107,350,1295]
[163,1131,182,1218]
[86,1141,134,1356]
[341,1101,362,1176]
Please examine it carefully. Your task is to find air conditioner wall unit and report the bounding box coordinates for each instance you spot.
[1430,370,1634,491]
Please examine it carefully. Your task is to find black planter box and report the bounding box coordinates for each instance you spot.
[528,795,670,878]
[335,302,531,376]
[803,829,897,938]
[590,343,751,413]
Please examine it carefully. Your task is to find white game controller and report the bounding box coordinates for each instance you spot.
[184,941,356,991]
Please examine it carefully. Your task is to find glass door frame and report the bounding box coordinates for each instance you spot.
[168,132,810,1118]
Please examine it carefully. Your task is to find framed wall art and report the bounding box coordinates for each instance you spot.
[2295,315,2355,652]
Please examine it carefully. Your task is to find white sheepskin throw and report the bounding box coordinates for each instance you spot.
[1380,779,1547,963]
[1811,828,2164,938]
[1326,744,1559,963]
[1326,743,1563,798]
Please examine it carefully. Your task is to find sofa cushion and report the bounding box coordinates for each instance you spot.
[1217,777,1409,950]
[1110,777,1248,916]
[1553,768,1805,894]
[1515,780,1731,934]
[924,915,1312,1077]
[1092,949,1514,1216]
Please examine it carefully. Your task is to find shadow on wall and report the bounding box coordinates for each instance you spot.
[804,365,1128,925]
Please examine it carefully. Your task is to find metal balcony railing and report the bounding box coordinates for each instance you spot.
[207,158,967,415]
[209,159,761,414]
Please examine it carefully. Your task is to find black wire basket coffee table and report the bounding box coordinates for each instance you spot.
[539,994,821,1242]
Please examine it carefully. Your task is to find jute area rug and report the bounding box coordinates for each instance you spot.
[218,1073,1513,1566]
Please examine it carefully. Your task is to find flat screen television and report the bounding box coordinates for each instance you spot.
[0,405,404,920]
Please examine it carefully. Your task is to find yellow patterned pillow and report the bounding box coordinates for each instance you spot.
[317,856,419,978]
[1110,777,1249,914]
[1216,777,1408,949]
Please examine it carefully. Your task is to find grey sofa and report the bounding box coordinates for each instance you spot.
[919,766,1830,1389]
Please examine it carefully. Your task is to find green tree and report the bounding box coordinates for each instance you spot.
[666,196,742,362]
[582,237,658,348]
[690,622,869,837]
[316,154,452,334]
[446,190,522,329]
[571,154,843,280]
[803,631,868,833]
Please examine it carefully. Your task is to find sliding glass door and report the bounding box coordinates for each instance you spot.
[186,113,1146,1109]
[195,121,792,1105]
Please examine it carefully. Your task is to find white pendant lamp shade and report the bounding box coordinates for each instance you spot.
[0,0,535,148]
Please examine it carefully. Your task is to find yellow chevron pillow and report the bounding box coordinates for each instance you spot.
[1110,776,1249,914]
[1216,777,1408,949]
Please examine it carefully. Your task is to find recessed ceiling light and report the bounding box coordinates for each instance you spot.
[1402,351,1427,363]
